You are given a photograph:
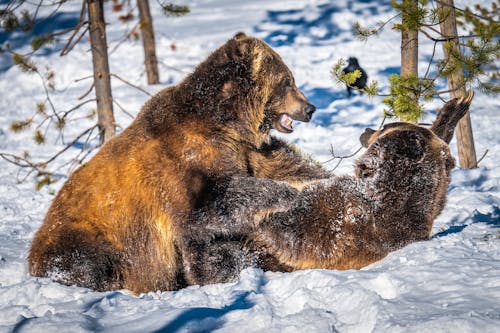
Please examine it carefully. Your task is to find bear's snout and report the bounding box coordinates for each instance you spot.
[292,100,316,122]
[303,103,316,121]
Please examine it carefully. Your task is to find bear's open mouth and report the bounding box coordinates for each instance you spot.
[277,114,294,133]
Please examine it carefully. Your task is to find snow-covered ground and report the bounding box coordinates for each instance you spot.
[1,0,499,332]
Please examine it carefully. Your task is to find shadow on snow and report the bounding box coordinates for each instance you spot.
[153,291,255,333]
[0,11,79,72]
[433,205,500,238]
[255,0,392,48]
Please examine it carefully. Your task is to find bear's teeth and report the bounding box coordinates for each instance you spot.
[280,114,293,130]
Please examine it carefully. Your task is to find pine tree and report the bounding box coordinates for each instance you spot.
[333,0,499,169]
[137,0,160,85]
[136,1,190,84]
[399,0,420,122]
[87,0,116,144]
[438,0,477,168]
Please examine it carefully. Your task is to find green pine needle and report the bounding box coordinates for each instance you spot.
[31,34,54,51]
[12,53,38,73]
[10,119,33,132]
[36,175,55,191]
[161,3,190,17]
[33,129,45,144]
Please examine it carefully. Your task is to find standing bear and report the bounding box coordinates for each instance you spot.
[28,33,330,293]
[188,92,473,282]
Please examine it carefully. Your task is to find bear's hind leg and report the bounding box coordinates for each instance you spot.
[29,226,124,291]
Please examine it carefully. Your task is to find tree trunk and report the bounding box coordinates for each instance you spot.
[87,0,115,144]
[400,0,419,121]
[438,0,477,169]
[137,0,160,85]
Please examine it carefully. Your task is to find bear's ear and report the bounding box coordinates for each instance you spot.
[233,32,247,40]
[226,37,251,62]
[360,128,376,148]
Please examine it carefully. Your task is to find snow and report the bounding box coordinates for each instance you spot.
[1,0,499,332]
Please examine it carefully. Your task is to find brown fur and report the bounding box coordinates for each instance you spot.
[191,93,473,279]
[28,33,329,293]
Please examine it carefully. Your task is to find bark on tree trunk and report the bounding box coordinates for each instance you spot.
[400,0,419,122]
[137,0,160,85]
[400,0,419,77]
[438,0,477,169]
[87,0,115,144]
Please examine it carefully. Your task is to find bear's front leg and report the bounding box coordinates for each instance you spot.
[248,137,331,189]
[182,176,299,285]
[251,177,375,271]
[189,176,299,239]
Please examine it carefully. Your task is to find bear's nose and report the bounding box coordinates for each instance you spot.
[305,103,316,119]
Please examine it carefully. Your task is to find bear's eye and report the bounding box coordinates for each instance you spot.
[281,77,291,88]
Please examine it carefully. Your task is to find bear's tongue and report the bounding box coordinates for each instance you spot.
[279,114,293,131]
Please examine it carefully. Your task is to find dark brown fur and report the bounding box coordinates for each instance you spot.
[28,33,329,293]
[191,93,473,279]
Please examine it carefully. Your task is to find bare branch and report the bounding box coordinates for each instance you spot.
[110,73,153,96]
[0,125,98,184]
[434,0,500,23]
[61,98,96,119]
[60,23,89,56]
[476,149,489,166]
[74,75,94,83]
[423,41,439,79]
[109,22,140,55]
[321,144,364,171]
[113,99,135,119]
[78,83,95,100]
[60,0,88,56]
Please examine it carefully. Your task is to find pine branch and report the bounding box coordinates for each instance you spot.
[435,0,500,23]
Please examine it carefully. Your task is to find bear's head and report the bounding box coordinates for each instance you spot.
[356,91,473,183]
[357,122,455,181]
[352,93,472,237]
[181,32,316,146]
[355,122,455,237]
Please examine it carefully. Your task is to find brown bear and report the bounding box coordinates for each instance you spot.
[189,92,473,281]
[28,32,330,293]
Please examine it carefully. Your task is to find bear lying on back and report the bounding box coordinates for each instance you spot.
[28,33,330,293]
[189,92,473,282]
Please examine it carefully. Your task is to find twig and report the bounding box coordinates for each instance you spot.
[159,61,191,74]
[424,41,439,80]
[113,99,135,119]
[61,98,96,119]
[110,73,153,96]
[60,24,89,56]
[45,125,98,166]
[60,0,88,56]
[78,83,95,100]
[74,75,94,83]
[434,0,500,23]
[58,126,98,174]
[35,70,61,122]
[476,149,489,165]
[321,145,364,172]
[0,125,99,179]
[109,22,140,55]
